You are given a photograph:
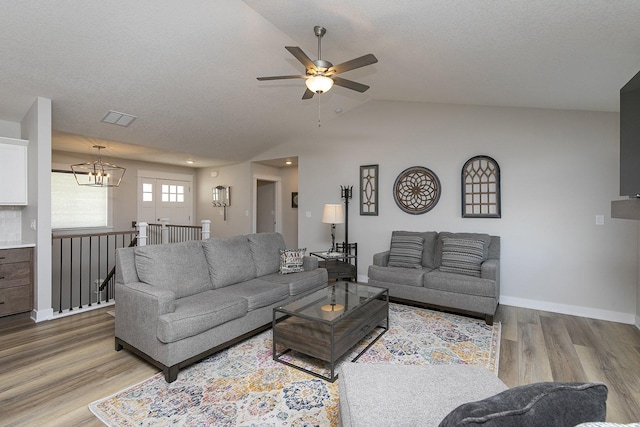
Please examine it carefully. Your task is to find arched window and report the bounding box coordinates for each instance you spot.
[462,156,501,218]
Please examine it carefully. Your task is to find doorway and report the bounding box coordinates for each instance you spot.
[256,180,276,233]
[137,171,194,225]
[253,174,281,234]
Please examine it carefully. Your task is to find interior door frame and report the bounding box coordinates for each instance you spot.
[137,169,195,225]
[252,174,281,234]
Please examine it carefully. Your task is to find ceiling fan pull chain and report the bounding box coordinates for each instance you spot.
[318,94,322,127]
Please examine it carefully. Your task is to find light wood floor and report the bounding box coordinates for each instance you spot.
[0,304,639,426]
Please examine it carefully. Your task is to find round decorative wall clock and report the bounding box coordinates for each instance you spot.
[393,166,441,214]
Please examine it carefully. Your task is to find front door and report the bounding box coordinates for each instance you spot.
[137,177,193,225]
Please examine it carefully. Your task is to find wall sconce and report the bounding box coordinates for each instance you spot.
[212,185,230,220]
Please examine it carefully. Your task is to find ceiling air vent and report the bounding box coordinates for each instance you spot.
[101,110,137,127]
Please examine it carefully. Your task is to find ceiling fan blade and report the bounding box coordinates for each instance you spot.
[257,75,307,81]
[332,76,370,93]
[285,46,316,71]
[302,88,315,100]
[329,54,378,75]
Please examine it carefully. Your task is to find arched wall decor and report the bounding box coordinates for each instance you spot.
[393,166,441,214]
[462,155,501,218]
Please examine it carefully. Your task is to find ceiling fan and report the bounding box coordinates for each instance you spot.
[257,26,378,99]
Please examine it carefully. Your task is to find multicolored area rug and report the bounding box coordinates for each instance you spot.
[89,303,501,426]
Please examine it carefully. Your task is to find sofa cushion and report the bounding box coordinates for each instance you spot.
[157,290,248,343]
[388,234,424,269]
[439,237,485,277]
[425,270,497,298]
[280,248,306,274]
[261,268,328,295]
[202,236,257,288]
[439,382,608,427]
[248,233,287,276]
[216,278,290,311]
[436,232,491,266]
[391,231,438,268]
[368,264,427,287]
[134,240,212,299]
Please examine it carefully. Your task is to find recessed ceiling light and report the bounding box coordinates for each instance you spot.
[186,159,195,164]
[285,160,292,165]
[102,110,137,127]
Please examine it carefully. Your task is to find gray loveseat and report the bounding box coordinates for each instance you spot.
[368,231,500,324]
[114,232,328,382]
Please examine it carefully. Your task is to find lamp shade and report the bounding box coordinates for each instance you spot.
[322,204,344,224]
[305,75,334,93]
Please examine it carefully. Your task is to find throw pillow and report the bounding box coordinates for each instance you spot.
[280,248,306,274]
[388,235,424,269]
[439,237,485,277]
[438,382,608,427]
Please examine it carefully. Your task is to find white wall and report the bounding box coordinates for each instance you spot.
[196,163,252,238]
[256,100,639,323]
[0,119,21,138]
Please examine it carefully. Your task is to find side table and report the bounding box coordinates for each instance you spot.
[311,243,357,281]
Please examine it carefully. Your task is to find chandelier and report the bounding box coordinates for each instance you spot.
[71,145,126,187]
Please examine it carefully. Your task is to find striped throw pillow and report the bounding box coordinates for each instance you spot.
[439,237,485,277]
[388,235,424,269]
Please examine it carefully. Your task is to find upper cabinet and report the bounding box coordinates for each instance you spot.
[0,137,28,205]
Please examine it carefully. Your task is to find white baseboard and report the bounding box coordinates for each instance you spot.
[636,314,640,331]
[30,307,54,323]
[500,295,636,325]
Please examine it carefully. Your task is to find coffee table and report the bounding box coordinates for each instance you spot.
[272,281,389,382]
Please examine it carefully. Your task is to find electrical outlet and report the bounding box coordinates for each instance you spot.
[30,220,36,230]
[595,215,604,225]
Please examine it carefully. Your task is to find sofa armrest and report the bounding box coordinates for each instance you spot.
[481,259,500,298]
[373,251,390,267]
[115,281,176,354]
[303,255,319,271]
[480,259,499,281]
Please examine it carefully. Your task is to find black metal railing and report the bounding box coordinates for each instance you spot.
[51,230,136,314]
[51,221,208,316]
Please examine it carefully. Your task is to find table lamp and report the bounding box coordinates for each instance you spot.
[321,203,344,252]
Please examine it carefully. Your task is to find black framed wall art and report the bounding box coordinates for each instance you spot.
[360,164,378,216]
[461,155,501,218]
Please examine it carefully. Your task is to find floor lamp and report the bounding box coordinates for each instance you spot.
[321,204,344,252]
[341,185,353,247]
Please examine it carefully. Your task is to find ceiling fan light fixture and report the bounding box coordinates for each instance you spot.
[306,75,334,93]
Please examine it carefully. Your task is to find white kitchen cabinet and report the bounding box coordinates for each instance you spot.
[0,137,28,205]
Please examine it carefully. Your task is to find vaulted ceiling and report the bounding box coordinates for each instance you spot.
[2,1,640,167]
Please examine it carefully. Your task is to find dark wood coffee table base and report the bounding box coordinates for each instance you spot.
[273,296,389,382]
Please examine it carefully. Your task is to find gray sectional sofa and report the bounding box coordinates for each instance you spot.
[114,232,328,382]
[368,231,500,324]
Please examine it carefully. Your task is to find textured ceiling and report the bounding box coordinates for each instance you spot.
[1,0,640,167]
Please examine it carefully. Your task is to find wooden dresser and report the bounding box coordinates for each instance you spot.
[0,247,33,317]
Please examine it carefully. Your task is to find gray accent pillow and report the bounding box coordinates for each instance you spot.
[202,235,256,288]
[438,382,608,427]
[279,248,306,274]
[134,240,212,299]
[248,232,287,276]
[439,237,484,277]
[388,234,424,269]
